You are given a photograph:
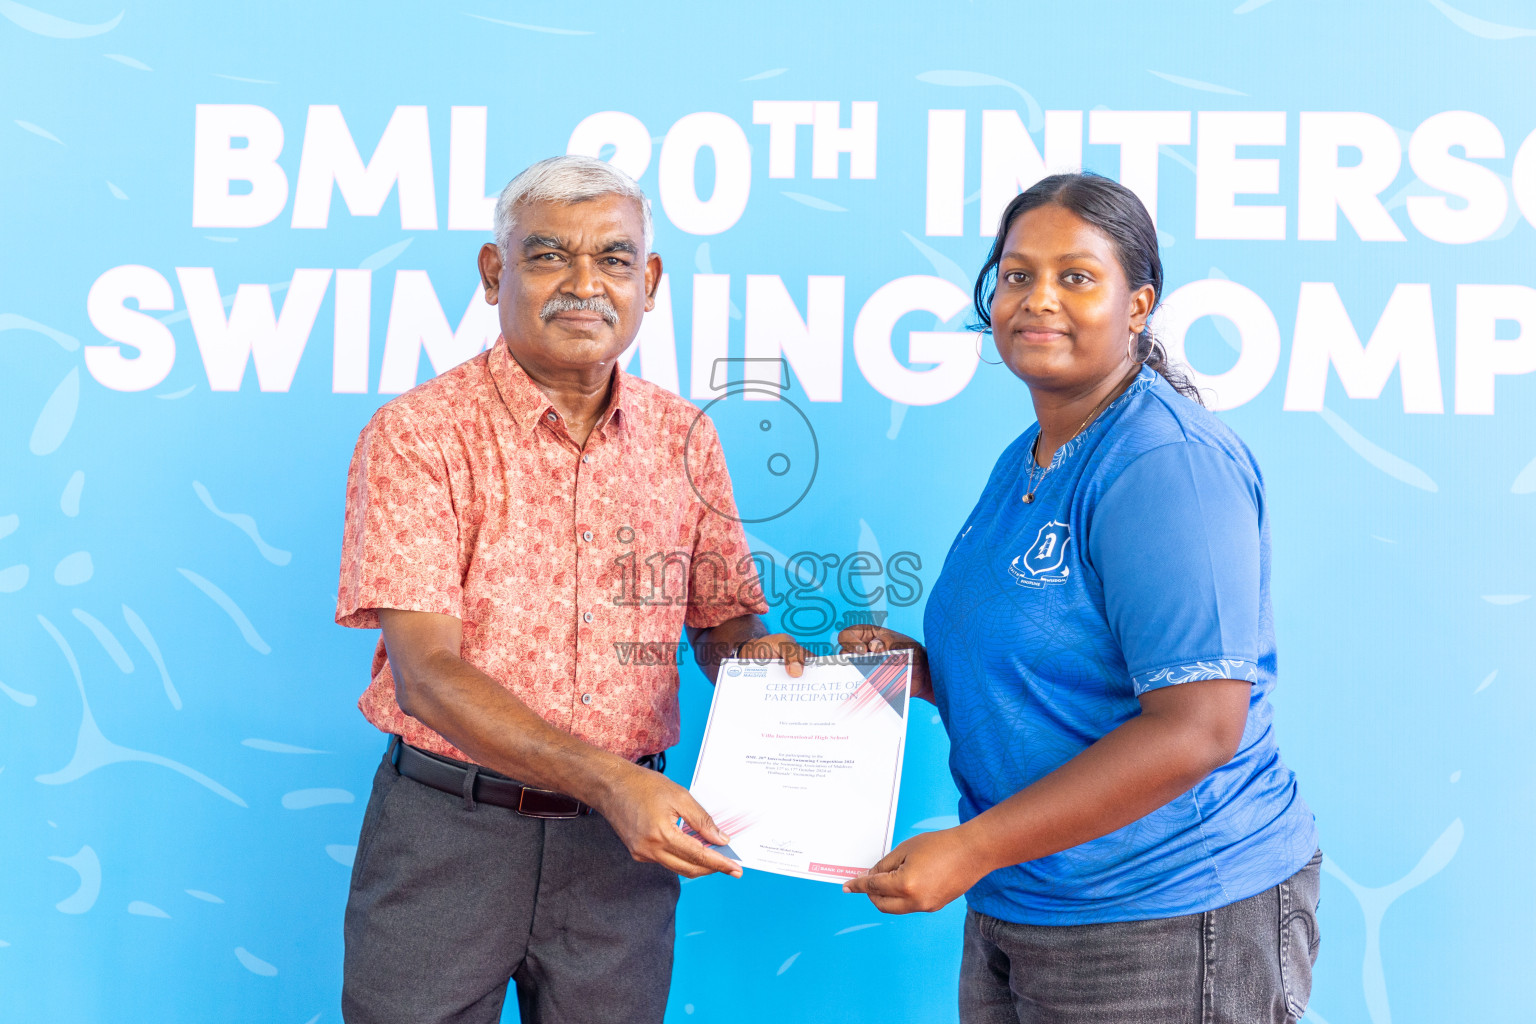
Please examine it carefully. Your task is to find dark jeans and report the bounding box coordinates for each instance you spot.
[960,850,1322,1024]
[342,750,680,1024]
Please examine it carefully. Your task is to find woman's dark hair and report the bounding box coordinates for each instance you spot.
[972,171,1203,404]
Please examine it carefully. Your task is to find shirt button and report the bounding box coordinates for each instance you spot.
[582,455,592,464]
[581,693,594,705]
[546,411,557,422]
[583,611,594,623]
[582,530,593,542]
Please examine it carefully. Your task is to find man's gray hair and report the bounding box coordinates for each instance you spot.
[493,155,654,254]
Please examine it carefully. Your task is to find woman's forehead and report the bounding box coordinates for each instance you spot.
[1002,204,1116,262]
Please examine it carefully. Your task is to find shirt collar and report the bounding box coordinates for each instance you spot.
[487,336,634,438]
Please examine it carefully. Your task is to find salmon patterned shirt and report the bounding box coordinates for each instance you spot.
[336,339,767,762]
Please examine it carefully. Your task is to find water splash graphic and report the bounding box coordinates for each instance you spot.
[326,844,357,866]
[1317,408,1438,492]
[122,605,180,709]
[776,952,801,976]
[192,482,292,565]
[359,238,413,271]
[0,513,16,540]
[1148,70,1248,96]
[0,0,122,37]
[185,889,224,903]
[0,680,37,706]
[463,12,593,35]
[243,738,326,754]
[104,53,151,70]
[48,845,101,913]
[781,192,847,212]
[61,471,84,516]
[15,120,63,144]
[282,788,355,810]
[0,313,79,351]
[30,367,79,455]
[916,70,1043,132]
[71,609,134,673]
[833,923,881,935]
[127,901,169,918]
[54,551,94,586]
[0,565,28,592]
[177,569,272,653]
[234,947,278,976]
[1426,0,1536,38]
[1323,819,1463,1024]
[34,615,247,805]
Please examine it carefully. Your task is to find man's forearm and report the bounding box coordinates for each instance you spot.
[397,651,638,810]
[687,614,769,683]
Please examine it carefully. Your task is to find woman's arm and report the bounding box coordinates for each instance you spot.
[844,677,1250,913]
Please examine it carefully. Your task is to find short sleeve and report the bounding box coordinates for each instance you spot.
[682,417,770,629]
[1087,442,1262,696]
[335,406,464,629]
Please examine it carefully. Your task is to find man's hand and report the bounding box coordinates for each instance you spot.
[597,763,744,879]
[837,625,935,703]
[737,632,817,678]
[841,828,986,914]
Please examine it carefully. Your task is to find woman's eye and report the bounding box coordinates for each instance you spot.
[1064,272,1089,285]
[1004,271,1028,285]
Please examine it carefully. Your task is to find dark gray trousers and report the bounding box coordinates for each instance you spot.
[342,750,680,1024]
[960,850,1323,1024]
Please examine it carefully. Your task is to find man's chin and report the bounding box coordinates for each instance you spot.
[515,327,634,369]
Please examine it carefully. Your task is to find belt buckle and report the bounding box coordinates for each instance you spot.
[516,786,584,819]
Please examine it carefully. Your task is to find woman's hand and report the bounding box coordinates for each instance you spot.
[842,827,987,914]
[837,625,935,703]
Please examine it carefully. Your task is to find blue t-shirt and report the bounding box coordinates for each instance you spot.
[925,366,1317,925]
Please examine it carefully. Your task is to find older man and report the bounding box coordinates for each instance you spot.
[336,156,802,1024]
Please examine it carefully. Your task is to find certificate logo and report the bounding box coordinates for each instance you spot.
[1008,521,1071,588]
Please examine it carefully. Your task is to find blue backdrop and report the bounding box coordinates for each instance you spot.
[4,2,1535,1021]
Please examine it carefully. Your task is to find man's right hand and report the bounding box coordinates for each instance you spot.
[597,764,744,879]
[837,625,935,703]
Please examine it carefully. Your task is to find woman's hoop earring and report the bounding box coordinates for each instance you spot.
[976,331,1004,365]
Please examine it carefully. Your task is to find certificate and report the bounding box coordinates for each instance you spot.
[686,650,911,882]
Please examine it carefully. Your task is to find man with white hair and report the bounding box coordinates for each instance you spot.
[335,156,805,1023]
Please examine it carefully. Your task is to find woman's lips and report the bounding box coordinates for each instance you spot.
[1015,326,1068,343]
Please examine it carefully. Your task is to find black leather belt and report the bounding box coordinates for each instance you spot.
[392,738,664,819]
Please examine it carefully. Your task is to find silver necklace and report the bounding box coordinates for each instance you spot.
[1022,366,1140,504]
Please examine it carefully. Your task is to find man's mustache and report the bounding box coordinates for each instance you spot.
[540,295,619,325]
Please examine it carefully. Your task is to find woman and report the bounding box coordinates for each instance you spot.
[841,173,1320,1023]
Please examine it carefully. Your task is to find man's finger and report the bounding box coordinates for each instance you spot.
[664,827,742,877]
[780,639,807,678]
[868,893,915,915]
[676,794,730,847]
[843,867,902,897]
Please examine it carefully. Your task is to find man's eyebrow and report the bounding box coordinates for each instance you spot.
[600,239,639,255]
[521,234,564,250]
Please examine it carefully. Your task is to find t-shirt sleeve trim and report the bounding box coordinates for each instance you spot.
[1132,658,1259,696]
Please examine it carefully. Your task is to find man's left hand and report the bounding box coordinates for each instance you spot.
[841,828,988,914]
[736,633,816,678]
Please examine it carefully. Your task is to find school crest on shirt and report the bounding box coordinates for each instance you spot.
[1008,521,1072,588]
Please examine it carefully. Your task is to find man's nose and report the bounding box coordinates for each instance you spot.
[563,255,605,299]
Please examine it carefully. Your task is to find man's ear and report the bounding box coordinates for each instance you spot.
[478,243,504,304]
[643,252,663,312]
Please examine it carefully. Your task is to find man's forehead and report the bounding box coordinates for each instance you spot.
[515,195,645,246]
